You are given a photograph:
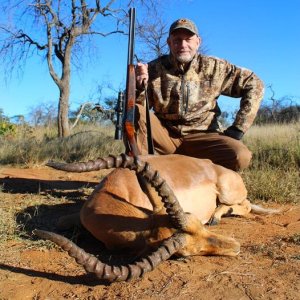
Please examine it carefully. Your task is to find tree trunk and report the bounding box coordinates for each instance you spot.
[58,83,71,137]
[57,40,73,138]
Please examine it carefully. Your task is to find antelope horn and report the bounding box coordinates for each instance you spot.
[39,156,189,281]
[46,154,133,172]
[47,154,188,230]
[33,229,186,283]
[132,157,188,230]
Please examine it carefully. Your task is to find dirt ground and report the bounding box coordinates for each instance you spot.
[0,166,299,300]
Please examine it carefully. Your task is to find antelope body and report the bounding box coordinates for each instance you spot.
[80,155,247,252]
[34,154,276,283]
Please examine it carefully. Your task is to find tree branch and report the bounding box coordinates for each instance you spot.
[71,101,93,129]
[86,29,126,36]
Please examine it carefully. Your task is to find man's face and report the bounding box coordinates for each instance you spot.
[167,29,200,63]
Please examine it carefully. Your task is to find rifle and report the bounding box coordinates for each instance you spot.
[115,8,154,155]
[124,7,139,156]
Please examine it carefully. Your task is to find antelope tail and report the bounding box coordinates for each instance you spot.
[250,204,281,215]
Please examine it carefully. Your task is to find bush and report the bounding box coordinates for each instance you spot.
[0,121,16,137]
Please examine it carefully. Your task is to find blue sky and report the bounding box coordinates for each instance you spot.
[1,0,300,119]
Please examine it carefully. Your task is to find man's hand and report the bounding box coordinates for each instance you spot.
[136,62,149,89]
[224,126,244,140]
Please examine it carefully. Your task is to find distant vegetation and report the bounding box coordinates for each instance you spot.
[0,123,124,165]
[0,104,299,204]
[255,104,299,125]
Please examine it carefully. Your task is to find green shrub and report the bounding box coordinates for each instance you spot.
[0,121,16,136]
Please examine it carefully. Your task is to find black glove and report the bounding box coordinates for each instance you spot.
[224,126,244,140]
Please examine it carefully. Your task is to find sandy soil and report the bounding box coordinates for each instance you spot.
[0,166,299,300]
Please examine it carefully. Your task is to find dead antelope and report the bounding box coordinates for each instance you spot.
[34,154,277,283]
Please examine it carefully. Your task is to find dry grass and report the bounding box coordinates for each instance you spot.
[0,124,125,166]
[242,122,299,203]
[0,122,299,204]
[244,122,300,170]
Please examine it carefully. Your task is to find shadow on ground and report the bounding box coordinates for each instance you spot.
[0,177,97,194]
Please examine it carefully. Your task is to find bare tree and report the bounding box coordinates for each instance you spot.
[28,102,57,126]
[0,0,163,137]
[70,101,94,129]
[255,85,300,124]
[136,4,169,60]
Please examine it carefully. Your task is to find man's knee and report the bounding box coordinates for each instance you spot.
[217,148,251,171]
[219,135,252,171]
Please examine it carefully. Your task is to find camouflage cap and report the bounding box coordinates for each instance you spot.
[169,18,198,36]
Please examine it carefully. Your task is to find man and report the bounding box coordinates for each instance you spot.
[135,18,264,171]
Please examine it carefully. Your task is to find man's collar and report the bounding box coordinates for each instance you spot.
[168,53,199,74]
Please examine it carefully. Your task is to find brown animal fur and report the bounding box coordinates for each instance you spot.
[78,154,248,257]
[35,154,280,282]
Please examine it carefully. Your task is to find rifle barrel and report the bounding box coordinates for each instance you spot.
[127,8,136,65]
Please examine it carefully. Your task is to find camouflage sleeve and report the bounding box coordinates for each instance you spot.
[220,62,264,133]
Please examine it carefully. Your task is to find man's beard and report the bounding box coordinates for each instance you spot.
[175,53,193,63]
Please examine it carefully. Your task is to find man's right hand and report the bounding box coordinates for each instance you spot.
[136,62,149,89]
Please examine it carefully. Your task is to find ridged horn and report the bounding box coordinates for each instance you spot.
[33,229,185,283]
[47,154,188,230]
[46,154,133,172]
[132,156,188,230]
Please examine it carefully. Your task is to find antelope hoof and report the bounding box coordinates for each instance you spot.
[208,216,220,226]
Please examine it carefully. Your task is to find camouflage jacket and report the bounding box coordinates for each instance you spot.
[137,53,264,136]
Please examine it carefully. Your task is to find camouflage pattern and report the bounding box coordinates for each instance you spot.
[169,18,198,35]
[137,53,264,136]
